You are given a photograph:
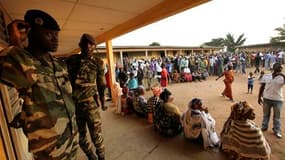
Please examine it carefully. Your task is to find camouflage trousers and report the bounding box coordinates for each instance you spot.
[76,101,105,159]
[32,126,79,160]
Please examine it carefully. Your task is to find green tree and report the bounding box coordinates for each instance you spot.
[203,33,246,53]
[270,22,285,43]
[149,42,160,46]
[223,33,246,53]
[203,38,224,47]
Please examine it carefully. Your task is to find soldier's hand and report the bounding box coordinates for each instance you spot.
[7,20,30,48]
[9,112,24,128]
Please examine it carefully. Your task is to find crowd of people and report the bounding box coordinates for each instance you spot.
[0,9,284,160]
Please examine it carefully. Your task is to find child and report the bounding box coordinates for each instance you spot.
[121,85,129,116]
[133,86,147,117]
[247,72,255,94]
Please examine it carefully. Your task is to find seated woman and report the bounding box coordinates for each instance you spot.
[146,83,162,124]
[221,101,271,160]
[182,67,192,82]
[181,98,219,149]
[127,72,138,93]
[172,69,180,83]
[201,70,209,80]
[192,71,202,82]
[133,86,147,117]
[154,89,182,136]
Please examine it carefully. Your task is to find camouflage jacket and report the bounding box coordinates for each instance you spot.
[73,55,105,103]
[0,46,78,157]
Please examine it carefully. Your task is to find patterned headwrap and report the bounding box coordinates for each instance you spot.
[230,101,255,121]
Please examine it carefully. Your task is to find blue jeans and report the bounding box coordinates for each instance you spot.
[262,98,283,133]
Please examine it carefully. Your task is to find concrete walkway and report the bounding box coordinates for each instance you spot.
[78,108,227,160]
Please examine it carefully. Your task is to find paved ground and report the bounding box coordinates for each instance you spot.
[78,68,285,160]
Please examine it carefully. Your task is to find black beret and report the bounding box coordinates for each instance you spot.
[24,9,60,31]
[79,33,96,45]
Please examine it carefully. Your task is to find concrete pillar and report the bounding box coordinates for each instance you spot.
[145,49,148,59]
[105,40,116,103]
[120,50,123,67]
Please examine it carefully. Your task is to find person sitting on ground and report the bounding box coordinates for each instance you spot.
[182,67,192,82]
[133,86,147,117]
[201,70,209,80]
[181,98,219,149]
[146,83,162,124]
[220,101,271,160]
[172,69,180,83]
[127,72,138,92]
[192,71,202,82]
[154,88,182,136]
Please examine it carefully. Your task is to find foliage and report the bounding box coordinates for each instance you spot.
[149,42,160,46]
[224,33,246,53]
[203,33,246,53]
[203,38,224,47]
[270,23,285,43]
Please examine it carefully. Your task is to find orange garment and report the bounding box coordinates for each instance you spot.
[160,68,168,87]
[222,70,234,100]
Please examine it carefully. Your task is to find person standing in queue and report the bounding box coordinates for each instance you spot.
[0,10,79,160]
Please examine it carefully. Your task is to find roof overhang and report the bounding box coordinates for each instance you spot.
[0,0,210,55]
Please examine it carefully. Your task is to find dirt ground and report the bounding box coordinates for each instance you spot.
[79,67,285,160]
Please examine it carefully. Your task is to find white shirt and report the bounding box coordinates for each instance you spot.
[260,74,284,101]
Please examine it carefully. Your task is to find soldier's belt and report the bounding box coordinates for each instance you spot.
[78,96,94,103]
[80,83,96,87]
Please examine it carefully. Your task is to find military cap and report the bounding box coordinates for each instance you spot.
[24,9,60,31]
[79,33,96,45]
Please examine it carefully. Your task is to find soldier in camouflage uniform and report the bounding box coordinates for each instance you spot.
[0,10,79,160]
[71,33,106,160]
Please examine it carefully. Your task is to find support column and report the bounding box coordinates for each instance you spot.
[106,40,116,103]
[120,50,123,67]
[145,49,148,59]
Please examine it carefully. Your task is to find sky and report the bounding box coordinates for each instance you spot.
[111,0,285,47]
